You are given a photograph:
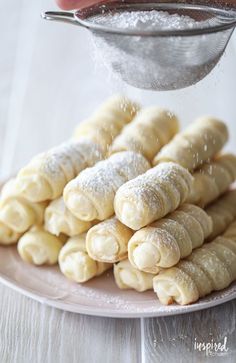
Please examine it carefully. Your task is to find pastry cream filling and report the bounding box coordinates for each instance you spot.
[0,222,19,244]
[46,214,68,236]
[154,279,184,305]
[18,176,52,202]
[22,245,48,265]
[119,269,139,290]
[66,193,97,221]
[90,235,119,260]
[132,243,160,270]
[60,252,96,282]
[0,201,34,232]
[119,202,143,230]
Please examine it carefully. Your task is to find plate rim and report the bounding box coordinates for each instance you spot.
[0,271,236,318]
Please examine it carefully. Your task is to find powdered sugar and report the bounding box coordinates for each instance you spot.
[91,10,202,30]
[89,8,232,90]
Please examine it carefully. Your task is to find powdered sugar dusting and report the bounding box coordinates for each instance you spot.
[91,10,204,30]
[89,8,231,90]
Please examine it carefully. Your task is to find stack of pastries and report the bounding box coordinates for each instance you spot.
[1,95,236,306]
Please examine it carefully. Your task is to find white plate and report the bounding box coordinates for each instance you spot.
[0,245,236,318]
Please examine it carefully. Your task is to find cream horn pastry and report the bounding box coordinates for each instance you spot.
[86,217,133,263]
[64,151,150,221]
[16,140,104,202]
[74,95,139,153]
[187,154,236,207]
[110,107,179,161]
[153,117,228,170]
[0,178,47,233]
[59,234,111,283]
[128,204,212,274]
[0,221,21,245]
[223,219,236,241]
[114,259,153,292]
[153,220,236,305]
[206,189,236,241]
[114,162,193,230]
[17,226,66,265]
[45,197,93,237]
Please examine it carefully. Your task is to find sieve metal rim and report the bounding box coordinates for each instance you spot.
[43,2,236,37]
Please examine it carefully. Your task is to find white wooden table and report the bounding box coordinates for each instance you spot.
[1,2,236,362]
[1,285,236,362]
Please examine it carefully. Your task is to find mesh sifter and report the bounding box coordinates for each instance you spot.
[42,1,236,91]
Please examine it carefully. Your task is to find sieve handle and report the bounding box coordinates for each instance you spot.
[41,11,81,26]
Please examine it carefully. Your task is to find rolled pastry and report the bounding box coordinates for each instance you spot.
[114,162,193,230]
[187,153,236,207]
[0,221,21,245]
[74,95,139,153]
[86,217,133,263]
[114,259,153,292]
[223,219,236,241]
[59,234,111,283]
[64,151,150,221]
[153,220,236,305]
[128,204,212,274]
[110,107,179,161]
[17,226,66,265]
[0,178,47,233]
[153,117,228,170]
[45,197,93,237]
[206,189,236,241]
[16,140,104,202]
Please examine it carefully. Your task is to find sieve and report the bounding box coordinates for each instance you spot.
[42,2,236,91]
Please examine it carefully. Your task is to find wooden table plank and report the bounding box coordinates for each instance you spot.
[0,284,141,363]
[142,300,236,363]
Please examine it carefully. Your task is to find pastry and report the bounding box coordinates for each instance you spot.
[114,162,193,230]
[74,95,139,153]
[45,197,93,237]
[0,221,21,245]
[153,117,228,170]
[114,259,153,292]
[187,153,236,207]
[0,178,47,233]
[206,189,236,240]
[17,226,66,265]
[110,107,179,161]
[153,220,236,305]
[64,151,150,221]
[86,217,133,263]
[128,204,212,274]
[59,234,111,283]
[16,140,104,202]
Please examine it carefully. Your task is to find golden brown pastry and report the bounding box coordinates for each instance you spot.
[59,234,111,283]
[153,117,228,170]
[74,95,139,153]
[153,220,236,305]
[0,221,21,245]
[187,154,236,207]
[86,217,133,263]
[64,151,150,221]
[114,259,153,292]
[206,189,236,241]
[114,162,193,230]
[44,197,93,237]
[16,140,104,202]
[110,107,179,161]
[17,226,66,265]
[128,204,212,274]
[0,178,47,233]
